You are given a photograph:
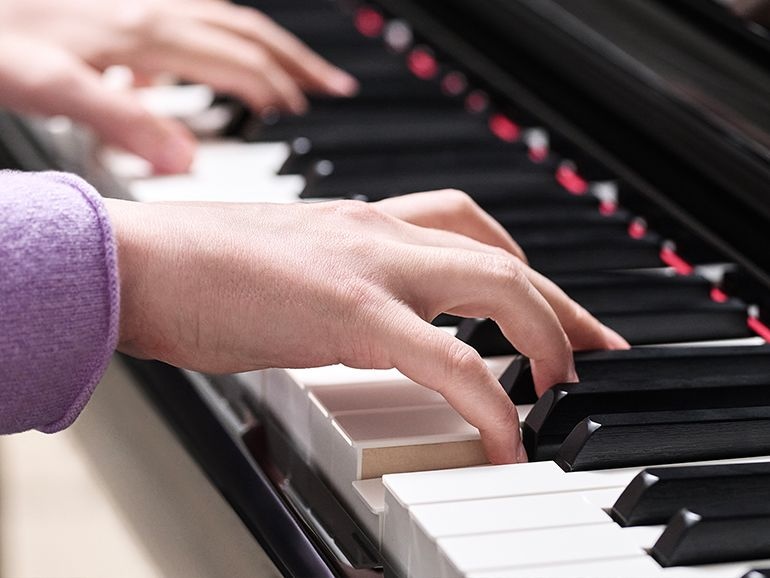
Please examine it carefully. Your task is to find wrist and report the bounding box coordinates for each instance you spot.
[103,197,153,358]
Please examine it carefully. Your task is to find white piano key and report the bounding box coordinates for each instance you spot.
[437,523,645,578]
[351,478,386,545]
[468,556,770,578]
[467,556,663,578]
[262,354,514,462]
[136,84,215,119]
[103,138,293,192]
[284,352,508,388]
[382,461,638,573]
[327,405,485,478]
[408,488,621,578]
[308,381,450,465]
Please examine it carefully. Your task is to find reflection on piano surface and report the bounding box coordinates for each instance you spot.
[3,0,770,576]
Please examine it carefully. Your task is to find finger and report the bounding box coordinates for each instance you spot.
[522,268,630,364]
[376,308,526,464]
[5,43,195,174]
[375,190,527,262]
[195,2,358,96]
[401,245,578,394]
[139,22,309,114]
[392,219,627,359]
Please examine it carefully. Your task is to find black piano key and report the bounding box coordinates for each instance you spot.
[554,271,712,314]
[303,46,414,79]
[267,16,378,50]
[511,223,649,246]
[280,129,568,177]
[255,106,477,133]
[502,344,770,405]
[497,206,631,230]
[555,406,770,471]
[298,145,550,180]
[432,313,463,326]
[600,301,751,344]
[523,373,770,460]
[651,508,770,567]
[302,168,564,199]
[245,115,498,156]
[611,462,770,527]
[525,238,664,274]
[458,302,751,357]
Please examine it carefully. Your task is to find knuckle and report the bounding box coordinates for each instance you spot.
[245,47,270,71]
[441,188,476,214]
[445,340,486,382]
[488,254,526,286]
[329,199,384,223]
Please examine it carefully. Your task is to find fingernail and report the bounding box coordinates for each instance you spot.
[516,441,529,463]
[602,325,630,350]
[328,71,359,96]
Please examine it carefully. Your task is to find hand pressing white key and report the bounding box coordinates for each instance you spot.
[0,0,358,173]
[105,190,627,464]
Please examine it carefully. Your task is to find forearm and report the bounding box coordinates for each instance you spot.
[0,171,119,434]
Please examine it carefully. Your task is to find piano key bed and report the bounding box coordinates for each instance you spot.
[19,0,770,576]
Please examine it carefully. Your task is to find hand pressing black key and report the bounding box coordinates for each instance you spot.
[460,300,752,356]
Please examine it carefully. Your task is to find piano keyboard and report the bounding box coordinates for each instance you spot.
[382,456,770,577]
[78,0,770,576]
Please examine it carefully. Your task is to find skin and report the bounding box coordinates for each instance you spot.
[0,0,358,173]
[105,190,628,464]
[0,3,628,463]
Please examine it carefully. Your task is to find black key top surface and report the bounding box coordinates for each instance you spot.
[523,373,770,460]
[611,461,770,526]
[503,345,770,404]
[556,406,770,471]
[652,508,770,567]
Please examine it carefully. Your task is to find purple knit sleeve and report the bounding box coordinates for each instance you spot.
[0,170,119,434]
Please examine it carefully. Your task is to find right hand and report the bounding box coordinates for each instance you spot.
[105,190,627,465]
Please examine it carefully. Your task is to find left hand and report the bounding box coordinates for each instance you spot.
[0,0,358,172]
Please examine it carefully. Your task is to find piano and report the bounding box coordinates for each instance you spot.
[3,0,770,575]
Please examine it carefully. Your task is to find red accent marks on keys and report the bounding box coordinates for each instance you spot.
[528,146,548,163]
[748,316,770,342]
[627,218,647,239]
[660,245,694,275]
[441,71,467,96]
[489,114,520,142]
[354,7,385,37]
[599,201,617,216]
[465,90,489,114]
[710,288,729,303]
[556,164,588,195]
[407,47,438,79]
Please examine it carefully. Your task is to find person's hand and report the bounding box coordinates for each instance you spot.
[105,190,627,464]
[0,0,357,172]
[0,33,197,174]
